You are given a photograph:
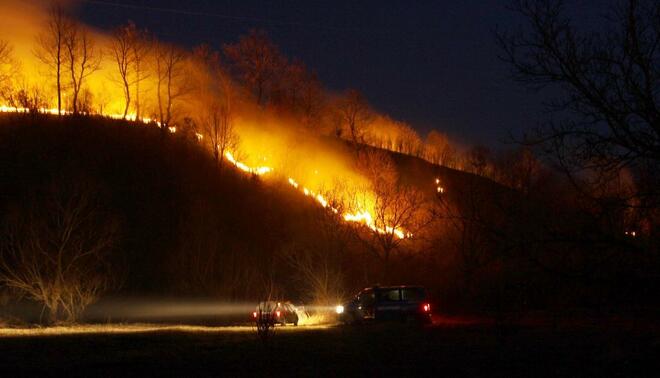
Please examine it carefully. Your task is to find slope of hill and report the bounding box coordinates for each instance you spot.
[0,114,505,300]
[0,115,333,298]
[2,114,648,323]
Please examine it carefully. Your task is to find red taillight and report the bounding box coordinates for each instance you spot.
[276,311,281,317]
[422,303,431,312]
[252,311,258,318]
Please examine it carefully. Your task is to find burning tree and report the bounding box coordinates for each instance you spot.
[0,177,118,324]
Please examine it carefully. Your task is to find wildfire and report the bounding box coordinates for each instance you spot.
[0,104,165,129]
[224,151,273,175]
[222,151,410,239]
[292,180,338,214]
[1,97,411,239]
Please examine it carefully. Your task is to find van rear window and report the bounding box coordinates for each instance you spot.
[401,288,426,301]
[377,289,400,302]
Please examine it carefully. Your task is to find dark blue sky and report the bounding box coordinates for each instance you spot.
[77,0,614,147]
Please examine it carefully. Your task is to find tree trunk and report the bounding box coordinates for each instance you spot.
[56,60,61,115]
[122,83,130,119]
[135,79,140,119]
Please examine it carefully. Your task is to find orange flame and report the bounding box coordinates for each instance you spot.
[222,151,410,239]
[224,151,272,175]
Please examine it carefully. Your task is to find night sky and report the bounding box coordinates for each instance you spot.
[77,0,615,147]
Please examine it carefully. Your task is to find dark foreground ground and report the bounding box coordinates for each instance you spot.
[1,321,659,377]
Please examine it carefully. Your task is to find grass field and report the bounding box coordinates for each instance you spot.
[1,320,658,377]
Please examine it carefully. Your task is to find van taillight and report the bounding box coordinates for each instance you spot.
[422,303,431,312]
[276,311,281,317]
[252,311,258,318]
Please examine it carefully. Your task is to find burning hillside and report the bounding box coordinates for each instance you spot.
[0,0,445,317]
[0,0,439,243]
[0,3,581,318]
[224,149,410,239]
[0,3,657,361]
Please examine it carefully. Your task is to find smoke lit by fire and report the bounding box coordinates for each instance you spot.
[224,146,410,239]
[0,0,419,240]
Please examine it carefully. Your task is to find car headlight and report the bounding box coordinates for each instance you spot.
[335,305,344,314]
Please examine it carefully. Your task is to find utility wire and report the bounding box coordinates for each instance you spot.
[79,0,395,33]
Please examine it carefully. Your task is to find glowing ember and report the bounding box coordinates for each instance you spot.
[434,178,445,193]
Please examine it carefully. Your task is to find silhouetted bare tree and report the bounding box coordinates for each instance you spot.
[0,40,12,92]
[436,177,498,280]
[300,75,325,131]
[425,130,457,167]
[349,150,434,279]
[11,81,48,116]
[498,0,660,216]
[283,191,351,304]
[278,59,325,129]
[494,147,542,195]
[465,145,494,178]
[155,40,187,131]
[336,89,373,149]
[193,45,237,166]
[223,29,286,107]
[0,177,118,323]
[110,23,136,119]
[396,123,423,156]
[64,20,101,115]
[110,22,151,120]
[34,4,70,115]
[131,25,151,120]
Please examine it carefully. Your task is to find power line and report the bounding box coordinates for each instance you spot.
[79,0,389,33]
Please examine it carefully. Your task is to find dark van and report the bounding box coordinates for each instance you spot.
[339,286,432,324]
